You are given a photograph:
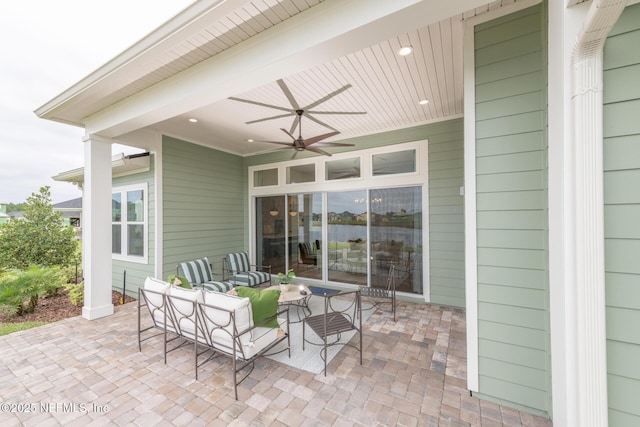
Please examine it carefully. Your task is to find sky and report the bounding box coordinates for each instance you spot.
[0,0,194,205]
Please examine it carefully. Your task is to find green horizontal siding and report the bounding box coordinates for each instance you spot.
[163,136,245,279]
[604,4,640,425]
[474,4,550,416]
[476,131,545,157]
[428,119,465,307]
[479,339,547,370]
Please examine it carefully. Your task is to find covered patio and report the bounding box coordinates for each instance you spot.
[0,301,550,426]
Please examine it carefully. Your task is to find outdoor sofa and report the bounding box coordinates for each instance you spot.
[138,277,290,399]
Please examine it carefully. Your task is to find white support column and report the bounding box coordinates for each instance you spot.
[548,3,589,425]
[82,136,114,320]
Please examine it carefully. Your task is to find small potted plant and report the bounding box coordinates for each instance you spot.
[276,269,296,292]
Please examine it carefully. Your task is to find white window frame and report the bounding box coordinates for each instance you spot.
[112,183,148,264]
[248,140,429,301]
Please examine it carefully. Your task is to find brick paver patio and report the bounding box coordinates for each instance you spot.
[0,298,552,426]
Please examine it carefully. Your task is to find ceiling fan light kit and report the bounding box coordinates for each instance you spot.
[229,79,365,158]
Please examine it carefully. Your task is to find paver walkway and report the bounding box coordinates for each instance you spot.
[0,299,552,426]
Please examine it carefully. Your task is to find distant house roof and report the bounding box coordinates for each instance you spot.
[53,197,82,220]
[53,198,82,210]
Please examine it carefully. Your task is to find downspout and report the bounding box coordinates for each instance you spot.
[570,1,627,426]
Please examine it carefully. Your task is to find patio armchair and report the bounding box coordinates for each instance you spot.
[360,263,397,321]
[223,252,271,287]
[177,256,234,292]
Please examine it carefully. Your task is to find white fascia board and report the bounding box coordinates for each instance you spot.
[83,0,489,138]
[52,152,150,183]
[35,0,247,121]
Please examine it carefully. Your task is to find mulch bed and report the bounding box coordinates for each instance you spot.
[0,289,136,324]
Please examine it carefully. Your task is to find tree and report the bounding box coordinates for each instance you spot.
[0,186,78,270]
[5,202,26,213]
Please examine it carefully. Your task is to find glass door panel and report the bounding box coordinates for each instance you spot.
[369,187,422,294]
[327,190,368,286]
[256,196,286,275]
[288,193,322,280]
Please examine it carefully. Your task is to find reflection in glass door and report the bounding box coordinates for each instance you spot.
[327,190,368,285]
[256,196,286,275]
[369,187,422,294]
[288,193,322,280]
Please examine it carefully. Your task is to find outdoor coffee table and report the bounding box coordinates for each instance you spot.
[265,284,312,323]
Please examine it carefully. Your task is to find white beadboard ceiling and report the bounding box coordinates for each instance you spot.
[42,0,534,157]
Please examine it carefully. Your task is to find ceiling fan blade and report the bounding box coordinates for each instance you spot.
[280,128,296,141]
[291,150,300,160]
[306,146,332,156]
[277,79,301,110]
[228,97,291,113]
[312,142,355,148]
[255,140,294,147]
[289,114,300,135]
[307,110,367,115]
[303,113,338,132]
[246,112,295,125]
[303,131,340,146]
[303,84,352,110]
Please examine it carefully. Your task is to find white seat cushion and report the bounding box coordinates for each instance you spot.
[201,290,254,354]
[240,317,286,359]
[167,286,203,340]
[143,277,173,331]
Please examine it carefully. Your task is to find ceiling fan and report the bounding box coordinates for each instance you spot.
[254,109,355,159]
[229,79,366,157]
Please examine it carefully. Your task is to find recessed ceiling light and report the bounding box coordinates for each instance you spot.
[188,118,198,123]
[419,99,429,105]
[247,139,254,143]
[398,46,413,56]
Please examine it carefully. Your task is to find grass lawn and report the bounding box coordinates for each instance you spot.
[0,321,47,337]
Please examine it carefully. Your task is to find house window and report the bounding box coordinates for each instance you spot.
[287,164,315,184]
[326,157,361,180]
[112,184,147,262]
[372,149,416,175]
[254,168,278,186]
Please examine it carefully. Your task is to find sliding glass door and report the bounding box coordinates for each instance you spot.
[256,186,423,294]
[255,195,286,275]
[369,187,422,294]
[288,193,322,280]
[327,190,368,285]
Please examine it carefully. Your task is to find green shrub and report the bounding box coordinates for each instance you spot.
[60,264,82,285]
[65,282,84,307]
[0,266,65,316]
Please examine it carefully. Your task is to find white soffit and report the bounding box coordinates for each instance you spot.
[38,0,534,156]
